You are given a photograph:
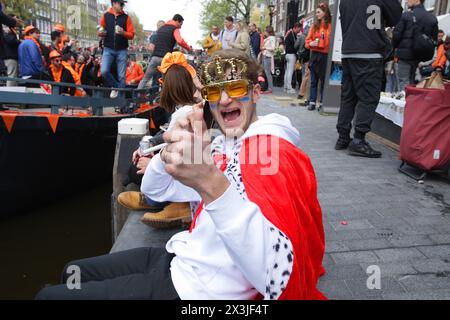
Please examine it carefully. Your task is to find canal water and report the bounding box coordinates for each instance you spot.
[0,183,112,299]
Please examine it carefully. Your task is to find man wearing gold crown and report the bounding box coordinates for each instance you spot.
[36,49,326,300]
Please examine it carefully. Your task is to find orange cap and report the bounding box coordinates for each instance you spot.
[49,50,62,59]
[24,25,38,35]
[54,24,65,33]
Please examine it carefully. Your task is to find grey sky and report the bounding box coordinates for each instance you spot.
[126,0,204,48]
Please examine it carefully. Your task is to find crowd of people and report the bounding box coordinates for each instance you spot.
[0,0,151,100]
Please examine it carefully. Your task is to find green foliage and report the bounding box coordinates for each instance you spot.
[200,0,270,37]
[128,11,146,45]
[2,0,36,21]
[199,0,234,35]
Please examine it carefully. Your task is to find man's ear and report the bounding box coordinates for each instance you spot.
[252,84,261,103]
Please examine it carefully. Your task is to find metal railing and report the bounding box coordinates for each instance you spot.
[0,76,159,116]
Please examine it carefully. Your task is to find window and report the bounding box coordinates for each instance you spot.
[424,0,436,11]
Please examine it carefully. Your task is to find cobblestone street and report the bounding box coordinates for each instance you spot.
[258,90,450,300]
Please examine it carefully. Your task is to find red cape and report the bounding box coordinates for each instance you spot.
[239,135,326,300]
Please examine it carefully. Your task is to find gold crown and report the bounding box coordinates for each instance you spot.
[201,56,248,86]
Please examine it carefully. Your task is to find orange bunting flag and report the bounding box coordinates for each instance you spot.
[46,114,60,133]
[150,117,156,129]
[1,113,17,133]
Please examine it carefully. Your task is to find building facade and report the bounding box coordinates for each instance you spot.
[271,0,449,35]
[33,0,99,46]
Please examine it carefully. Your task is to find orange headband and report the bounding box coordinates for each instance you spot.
[158,52,197,80]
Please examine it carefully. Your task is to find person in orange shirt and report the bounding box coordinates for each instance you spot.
[304,3,332,111]
[432,42,447,70]
[125,55,144,87]
[61,53,86,97]
[47,50,76,96]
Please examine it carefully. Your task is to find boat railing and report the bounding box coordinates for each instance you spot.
[0,76,159,116]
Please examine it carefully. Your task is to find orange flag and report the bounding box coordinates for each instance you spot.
[46,114,60,134]
[1,113,17,133]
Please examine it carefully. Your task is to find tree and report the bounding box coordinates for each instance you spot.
[225,0,252,24]
[128,11,146,45]
[199,0,234,35]
[3,0,35,21]
[200,0,269,35]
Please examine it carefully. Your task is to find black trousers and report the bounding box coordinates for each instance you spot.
[35,247,179,300]
[337,58,383,139]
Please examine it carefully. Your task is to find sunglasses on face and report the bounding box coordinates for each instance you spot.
[54,59,61,63]
[201,79,252,103]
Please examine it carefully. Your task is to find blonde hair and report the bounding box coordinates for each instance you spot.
[236,21,249,33]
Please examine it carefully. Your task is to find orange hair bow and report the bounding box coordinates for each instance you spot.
[158,52,197,79]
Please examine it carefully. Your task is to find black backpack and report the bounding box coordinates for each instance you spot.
[299,44,310,63]
[411,13,436,62]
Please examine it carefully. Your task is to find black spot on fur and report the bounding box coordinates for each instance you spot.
[282,270,291,277]
[287,253,293,263]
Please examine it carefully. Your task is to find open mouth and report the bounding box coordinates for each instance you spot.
[221,108,242,124]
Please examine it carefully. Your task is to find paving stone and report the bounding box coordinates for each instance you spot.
[406,216,450,227]
[325,241,351,253]
[320,264,367,281]
[329,219,374,231]
[331,251,380,265]
[317,279,354,300]
[417,245,450,260]
[345,277,406,297]
[387,235,434,248]
[382,289,450,300]
[429,234,450,245]
[412,259,450,274]
[361,262,418,278]
[343,239,392,251]
[397,274,450,291]
[374,248,427,262]
[325,230,362,241]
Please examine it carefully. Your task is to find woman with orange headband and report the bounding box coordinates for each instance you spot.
[116,51,210,229]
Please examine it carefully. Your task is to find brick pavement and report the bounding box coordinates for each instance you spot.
[258,89,450,300]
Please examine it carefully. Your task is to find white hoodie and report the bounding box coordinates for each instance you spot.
[141,114,301,300]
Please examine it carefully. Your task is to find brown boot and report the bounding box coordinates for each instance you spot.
[141,202,192,229]
[117,191,163,211]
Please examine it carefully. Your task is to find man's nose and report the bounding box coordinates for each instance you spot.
[219,90,232,106]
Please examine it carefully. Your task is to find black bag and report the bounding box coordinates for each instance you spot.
[299,44,310,63]
[412,13,436,62]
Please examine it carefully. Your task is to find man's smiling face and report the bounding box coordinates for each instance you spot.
[208,72,260,138]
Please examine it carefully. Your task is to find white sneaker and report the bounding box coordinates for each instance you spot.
[110,90,119,99]
[287,89,297,94]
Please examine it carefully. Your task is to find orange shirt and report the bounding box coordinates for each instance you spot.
[126,62,144,85]
[62,61,85,97]
[305,21,331,54]
[432,44,447,70]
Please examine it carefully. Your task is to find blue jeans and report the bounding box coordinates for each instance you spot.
[309,63,324,106]
[138,56,163,89]
[144,196,169,209]
[101,47,127,89]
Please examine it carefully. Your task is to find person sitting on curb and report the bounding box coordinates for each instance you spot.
[35,49,326,300]
[118,51,205,229]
